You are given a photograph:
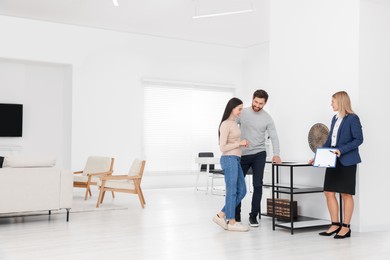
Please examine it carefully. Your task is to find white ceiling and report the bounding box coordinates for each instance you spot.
[0,0,269,48]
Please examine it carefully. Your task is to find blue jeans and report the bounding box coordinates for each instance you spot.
[235,151,266,220]
[220,155,247,220]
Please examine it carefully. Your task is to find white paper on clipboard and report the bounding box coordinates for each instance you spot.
[313,148,337,168]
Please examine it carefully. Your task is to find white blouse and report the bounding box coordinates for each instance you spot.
[331,115,343,147]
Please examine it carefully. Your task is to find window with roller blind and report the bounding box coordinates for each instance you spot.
[143,81,234,173]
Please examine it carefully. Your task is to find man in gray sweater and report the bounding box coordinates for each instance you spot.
[235,89,282,226]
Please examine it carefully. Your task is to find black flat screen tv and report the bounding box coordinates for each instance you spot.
[0,104,23,137]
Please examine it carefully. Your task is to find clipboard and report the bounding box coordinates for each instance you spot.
[313,147,337,168]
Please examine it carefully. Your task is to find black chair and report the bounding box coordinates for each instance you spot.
[196,152,224,195]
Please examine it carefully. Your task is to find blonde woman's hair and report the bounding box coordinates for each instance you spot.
[332,91,354,117]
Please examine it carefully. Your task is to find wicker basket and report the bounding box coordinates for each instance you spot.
[266,198,298,220]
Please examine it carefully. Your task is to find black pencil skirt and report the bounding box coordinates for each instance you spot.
[324,159,357,195]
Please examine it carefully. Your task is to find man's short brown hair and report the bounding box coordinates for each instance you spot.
[253,89,269,102]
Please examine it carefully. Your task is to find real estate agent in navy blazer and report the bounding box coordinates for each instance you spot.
[323,113,363,167]
[318,91,363,239]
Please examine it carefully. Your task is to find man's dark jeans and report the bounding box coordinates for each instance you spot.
[235,151,266,221]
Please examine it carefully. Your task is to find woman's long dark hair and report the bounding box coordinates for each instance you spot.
[218,97,243,138]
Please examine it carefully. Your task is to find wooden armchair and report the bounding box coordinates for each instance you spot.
[96,159,146,208]
[73,156,115,200]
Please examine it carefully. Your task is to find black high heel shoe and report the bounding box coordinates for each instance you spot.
[334,223,351,239]
[319,222,341,236]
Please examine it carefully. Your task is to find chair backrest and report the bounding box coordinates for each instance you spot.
[198,152,215,171]
[83,156,114,176]
[128,159,146,178]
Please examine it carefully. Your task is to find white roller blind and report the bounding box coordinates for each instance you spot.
[143,81,233,172]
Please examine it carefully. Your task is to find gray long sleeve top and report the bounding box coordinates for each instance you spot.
[237,107,280,156]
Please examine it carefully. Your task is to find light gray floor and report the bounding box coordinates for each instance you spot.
[1,188,390,260]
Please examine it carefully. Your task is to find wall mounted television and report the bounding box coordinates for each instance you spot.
[0,103,23,137]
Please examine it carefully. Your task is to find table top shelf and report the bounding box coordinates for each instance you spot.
[264,183,323,194]
[274,187,323,194]
[266,161,311,167]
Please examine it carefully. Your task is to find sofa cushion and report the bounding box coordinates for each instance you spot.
[3,156,56,168]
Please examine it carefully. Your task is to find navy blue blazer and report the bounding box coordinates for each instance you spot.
[323,113,363,166]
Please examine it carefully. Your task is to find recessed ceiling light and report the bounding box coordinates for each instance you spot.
[112,0,119,7]
[192,0,254,19]
[193,9,253,19]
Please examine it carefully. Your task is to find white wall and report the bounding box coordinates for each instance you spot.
[0,59,71,168]
[0,15,244,188]
[358,0,390,232]
[270,0,360,161]
[242,42,270,105]
[269,0,361,221]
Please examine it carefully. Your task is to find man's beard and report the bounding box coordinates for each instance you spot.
[252,105,261,112]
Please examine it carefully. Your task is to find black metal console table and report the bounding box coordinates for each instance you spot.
[264,162,329,235]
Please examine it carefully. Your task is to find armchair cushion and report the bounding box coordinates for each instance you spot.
[82,156,112,176]
[97,179,135,190]
[73,175,101,183]
[128,159,143,176]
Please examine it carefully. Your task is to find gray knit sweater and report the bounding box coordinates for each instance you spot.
[237,107,280,156]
